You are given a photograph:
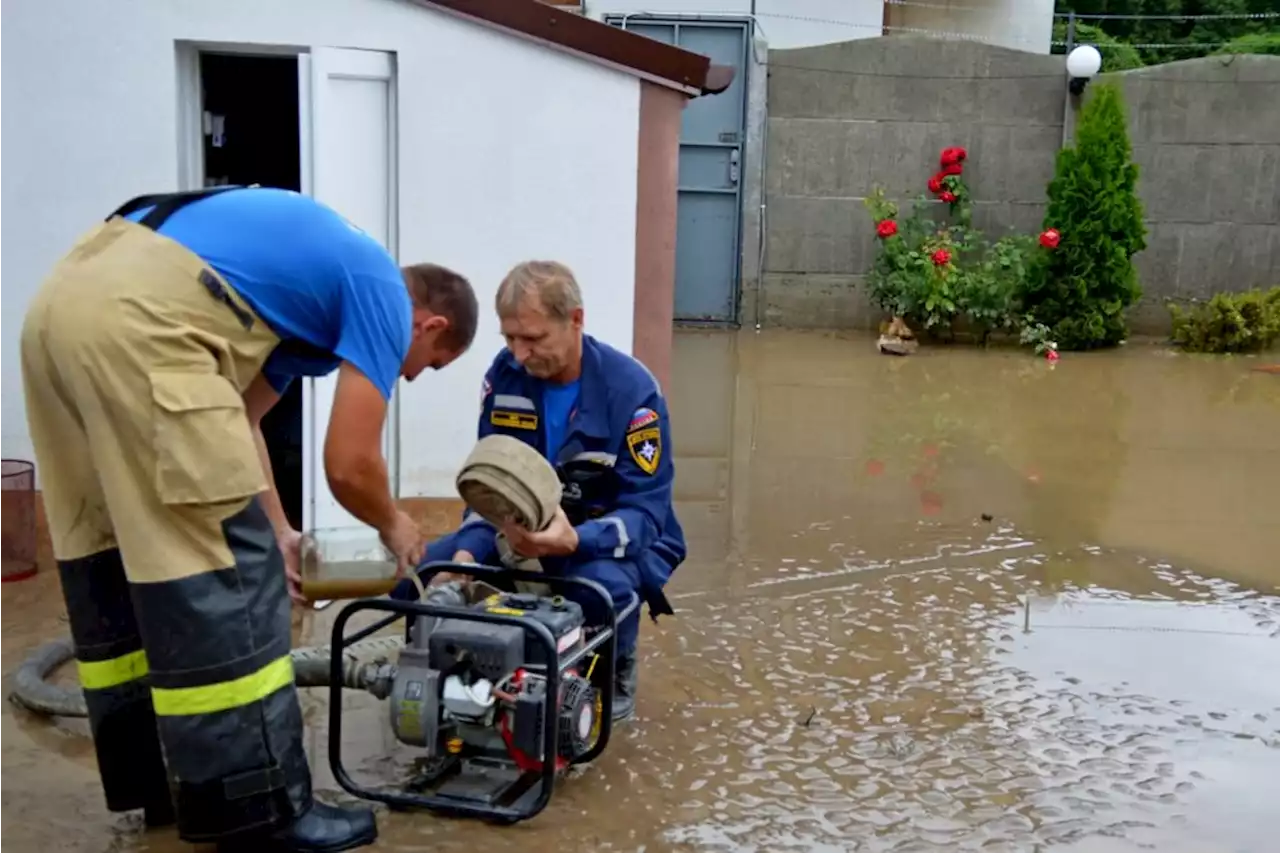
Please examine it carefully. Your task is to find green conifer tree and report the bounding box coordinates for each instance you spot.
[1021,82,1147,350]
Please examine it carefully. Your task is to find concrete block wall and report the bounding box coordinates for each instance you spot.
[751,37,1280,335]
[1111,55,1280,334]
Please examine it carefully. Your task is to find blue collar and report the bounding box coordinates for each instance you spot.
[569,335,610,439]
[498,334,610,439]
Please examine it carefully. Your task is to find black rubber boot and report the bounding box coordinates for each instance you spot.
[218,801,378,853]
[143,796,176,828]
[613,653,639,722]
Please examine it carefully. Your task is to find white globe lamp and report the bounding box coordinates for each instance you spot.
[1066,45,1103,95]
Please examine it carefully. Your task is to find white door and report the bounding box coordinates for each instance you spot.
[298,47,399,542]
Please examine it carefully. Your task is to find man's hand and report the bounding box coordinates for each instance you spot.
[381,511,425,576]
[430,549,476,587]
[502,506,579,559]
[244,375,306,604]
[278,527,307,605]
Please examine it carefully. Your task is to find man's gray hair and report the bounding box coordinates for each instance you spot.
[495,260,583,321]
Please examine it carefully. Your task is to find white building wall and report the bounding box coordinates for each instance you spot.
[585,0,886,49]
[584,0,1053,53]
[0,0,640,499]
[885,0,1055,53]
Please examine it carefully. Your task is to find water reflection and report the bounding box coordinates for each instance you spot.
[667,330,1280,593]
[3,330,1279,852]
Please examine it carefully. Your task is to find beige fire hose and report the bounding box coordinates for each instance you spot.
[455,435,563,593]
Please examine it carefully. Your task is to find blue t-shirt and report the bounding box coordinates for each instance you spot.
[542,380,581,459]
[127,187,411,400]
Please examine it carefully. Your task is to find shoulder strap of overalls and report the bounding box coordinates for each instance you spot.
[108,185,341,362]
[106,186,246,230]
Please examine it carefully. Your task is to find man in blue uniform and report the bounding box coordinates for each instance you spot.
[20,186,478,852]
[393,260,686,722]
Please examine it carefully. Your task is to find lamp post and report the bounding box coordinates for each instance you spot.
[1066,45,1102,96]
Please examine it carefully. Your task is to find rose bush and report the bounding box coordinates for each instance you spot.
[865,146,1058,347]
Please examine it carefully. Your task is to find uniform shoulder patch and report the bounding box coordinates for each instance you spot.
[481,376,492,405]
[628,407,659,432]
[626,408,662,476]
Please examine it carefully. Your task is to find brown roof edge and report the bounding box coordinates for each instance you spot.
[409,0,735,96]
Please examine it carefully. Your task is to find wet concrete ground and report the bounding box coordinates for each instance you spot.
[4,330,1279,852]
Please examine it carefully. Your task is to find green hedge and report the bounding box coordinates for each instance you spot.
[1169,288,1280,354]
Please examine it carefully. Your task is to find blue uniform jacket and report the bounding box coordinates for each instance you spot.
[452,335,686,609]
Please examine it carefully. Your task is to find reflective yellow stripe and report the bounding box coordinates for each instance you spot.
[77,649,150,691]
[151,655,294,717]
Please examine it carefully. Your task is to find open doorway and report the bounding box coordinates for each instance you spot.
[197,51,305,530]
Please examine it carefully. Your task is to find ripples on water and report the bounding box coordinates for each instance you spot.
[637,540,1277,853]
[6,533,1278,853]
[338,525,1280,853]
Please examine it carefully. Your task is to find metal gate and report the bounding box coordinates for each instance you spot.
[608,16,750,324]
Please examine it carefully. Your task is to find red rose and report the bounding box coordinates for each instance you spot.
[942,162,964,177]
[876,219,898,238]
[940,146,968,167]
[927,174,944,194]
[1039,228,1061,249]
[940,191,957,203]
[931,248,951,266]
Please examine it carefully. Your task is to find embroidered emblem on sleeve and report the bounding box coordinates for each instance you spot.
[628,407,659,431]
[626,408,662,475]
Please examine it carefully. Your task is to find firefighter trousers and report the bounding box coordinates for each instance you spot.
[19,216,311,842]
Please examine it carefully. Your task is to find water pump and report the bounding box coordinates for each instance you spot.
[327,561,636,823]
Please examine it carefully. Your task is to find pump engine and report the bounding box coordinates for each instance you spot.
[389,588,602,774]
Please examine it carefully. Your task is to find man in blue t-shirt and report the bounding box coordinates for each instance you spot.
[121,187,477,589]
[19,185,478,852]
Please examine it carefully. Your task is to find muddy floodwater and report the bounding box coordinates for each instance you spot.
[4,330,1279,852]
